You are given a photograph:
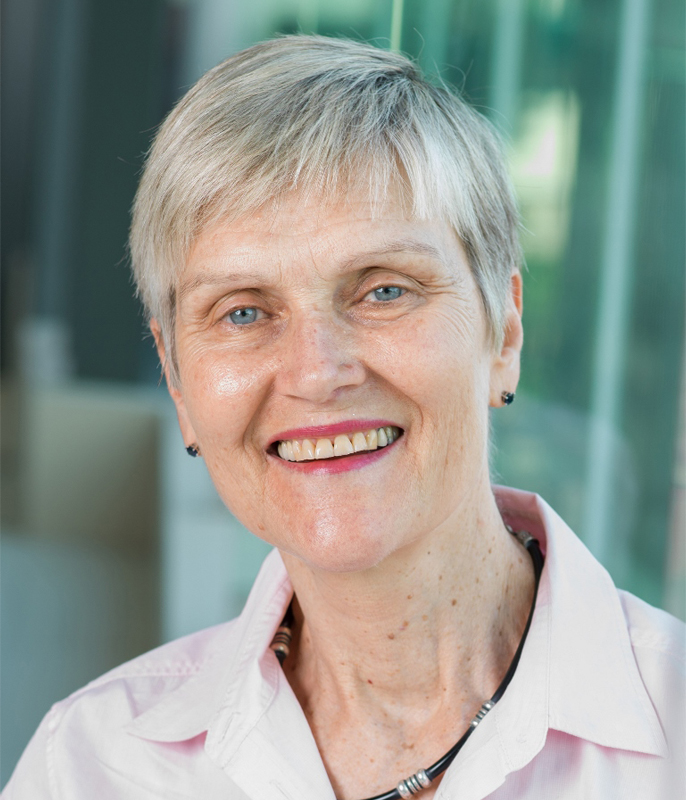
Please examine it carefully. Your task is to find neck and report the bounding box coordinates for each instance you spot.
[280,484,535,724]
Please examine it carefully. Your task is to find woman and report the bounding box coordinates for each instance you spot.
[5,35,683,800]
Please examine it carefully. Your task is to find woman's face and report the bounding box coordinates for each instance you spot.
[159,190,522,573]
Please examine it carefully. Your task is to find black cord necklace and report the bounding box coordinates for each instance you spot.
[270,527,544,800]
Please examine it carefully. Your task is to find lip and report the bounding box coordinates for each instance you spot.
[268,419,401,447]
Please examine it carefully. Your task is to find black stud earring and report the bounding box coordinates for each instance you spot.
[186,444,200,457]
[501,391,515,406]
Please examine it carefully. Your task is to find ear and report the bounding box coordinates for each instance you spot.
[488,271,523,407]
[150,319,199,447]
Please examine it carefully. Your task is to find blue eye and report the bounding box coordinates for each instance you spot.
[372,286,404,301]
[228,307,258,325]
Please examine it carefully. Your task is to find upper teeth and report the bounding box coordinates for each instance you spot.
[277,426,401,461]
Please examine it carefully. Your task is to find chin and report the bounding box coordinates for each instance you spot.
[298,549,388,575]
[276,517,400,574]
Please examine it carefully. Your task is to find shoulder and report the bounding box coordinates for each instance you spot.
[617,590,685,756]
[618,589,686,667]
[59,618,242,731]
[3,621,240,799]
[57,619,239,715]
[86,618,239,685]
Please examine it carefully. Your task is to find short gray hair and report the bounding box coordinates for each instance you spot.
[130,35,521,375]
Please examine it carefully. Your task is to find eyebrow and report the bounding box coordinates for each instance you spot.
[177,238,445,299]
[177,271,264,300]
[339,238,445,270]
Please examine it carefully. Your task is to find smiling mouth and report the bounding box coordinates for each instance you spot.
[274,426,402,462]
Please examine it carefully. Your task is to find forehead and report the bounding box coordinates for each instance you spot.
[182,188,466,282]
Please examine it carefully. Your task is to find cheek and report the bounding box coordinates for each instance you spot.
[178,345,274,447]
[368,308,493,497]
[371,306,490,420]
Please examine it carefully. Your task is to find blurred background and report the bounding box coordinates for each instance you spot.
[1,0,684,785]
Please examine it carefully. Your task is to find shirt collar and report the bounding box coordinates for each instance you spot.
[494,487,667,760]
[128,550,338,799]
[434,487,668,800]
[127,487,667,794]
[127,547,293,744]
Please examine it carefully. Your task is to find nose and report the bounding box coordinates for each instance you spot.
[274,312,366,404]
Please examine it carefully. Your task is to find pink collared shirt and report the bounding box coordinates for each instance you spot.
[4,488,685,799]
